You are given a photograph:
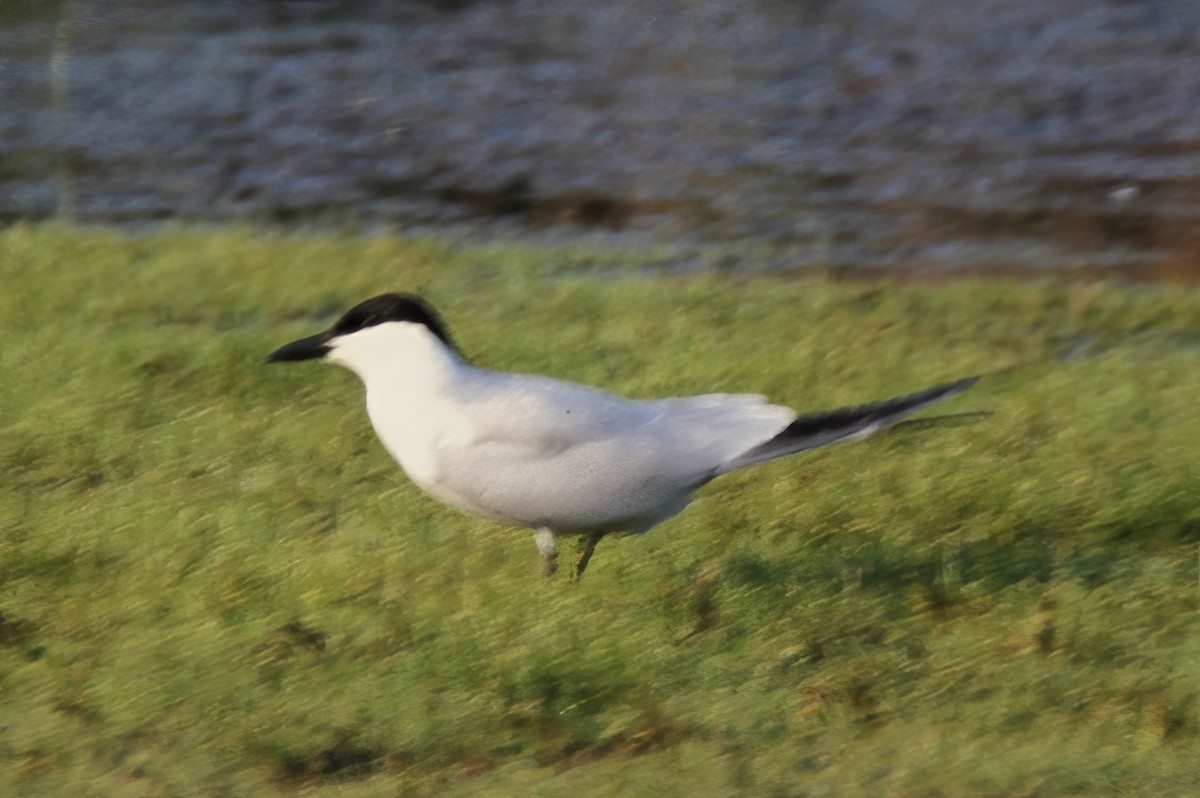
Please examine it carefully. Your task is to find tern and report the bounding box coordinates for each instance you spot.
[266,293,976,578]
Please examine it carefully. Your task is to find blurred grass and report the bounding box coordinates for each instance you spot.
[1,224,1198,797]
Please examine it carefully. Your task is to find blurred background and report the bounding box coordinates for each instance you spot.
[4,4,1200,795]
[3,0,1199,277]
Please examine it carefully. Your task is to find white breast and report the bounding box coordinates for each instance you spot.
[326,321,503,517]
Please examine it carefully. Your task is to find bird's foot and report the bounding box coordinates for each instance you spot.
[533,528,558,579]
[572,532,605,581]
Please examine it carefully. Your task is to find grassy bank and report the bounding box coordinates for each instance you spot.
[2,225,1198,796]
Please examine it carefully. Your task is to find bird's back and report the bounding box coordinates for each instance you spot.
[377,366,796,533]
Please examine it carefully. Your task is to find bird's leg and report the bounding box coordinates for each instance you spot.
[533,528,558,577]
[573,532,605,580]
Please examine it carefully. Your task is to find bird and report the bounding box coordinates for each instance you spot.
[266,293,977,579]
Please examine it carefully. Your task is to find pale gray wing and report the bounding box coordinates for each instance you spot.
[451,371,793,457]
[432,372,796,531]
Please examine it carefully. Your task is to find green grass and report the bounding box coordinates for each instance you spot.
[2,224,1198,797]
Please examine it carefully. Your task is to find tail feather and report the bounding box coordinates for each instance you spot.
[718,376,979,474]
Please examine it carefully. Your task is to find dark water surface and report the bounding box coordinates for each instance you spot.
[3,0,1199,275]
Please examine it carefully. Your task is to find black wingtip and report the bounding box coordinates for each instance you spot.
[927,375,981,402]
[721,374,981,473]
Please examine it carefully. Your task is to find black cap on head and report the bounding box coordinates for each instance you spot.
[329,294,456,348]
[266,293,460,363]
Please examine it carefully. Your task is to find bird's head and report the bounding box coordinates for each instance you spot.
[265,293,461,376]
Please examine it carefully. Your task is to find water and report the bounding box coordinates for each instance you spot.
[3,0,1199,276]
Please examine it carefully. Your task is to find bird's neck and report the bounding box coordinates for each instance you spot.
[335,327,472,482]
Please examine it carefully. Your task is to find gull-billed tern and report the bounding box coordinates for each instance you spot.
[266,293,977,578]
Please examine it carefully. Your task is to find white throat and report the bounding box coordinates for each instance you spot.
[325,321,469,496]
